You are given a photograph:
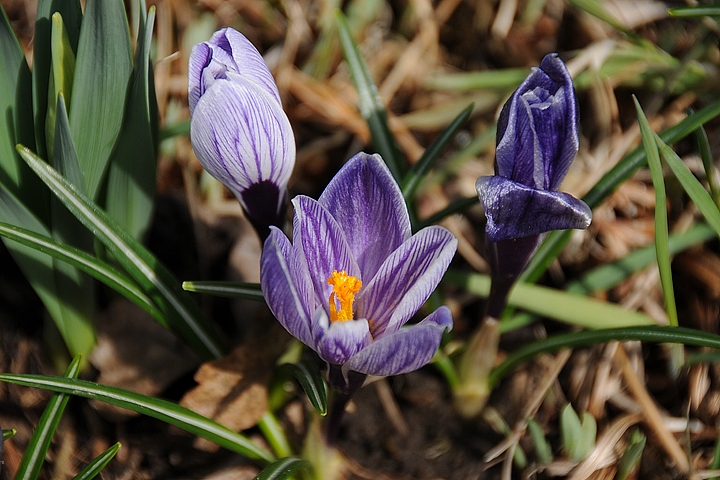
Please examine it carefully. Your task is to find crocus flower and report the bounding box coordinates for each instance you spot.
[189,27,295,240]
[475,54,591,317]
[260,153,457,393]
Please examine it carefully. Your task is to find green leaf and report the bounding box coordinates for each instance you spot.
[693,119,720,208]
[182,281,265,302]
[522,98,720,284]
[401,104,473,201]
[567,0,631,33]
[489,326,720,387]
[0,221,164,325]
[577,412,597,462]
[336,11,403,180]
[16,145,226,360]
[254,457,310,480]
[69,0,133,200]
[424,68,529,92]
[417,196,478,228]
[615,429,646,480]
[560,404,582,461]
[15,355,82,480]
[527,419,553,464]
[0,3,42,217]
[257,412,293,458]
[105,5,158,240]
[444,271,654,330]
[45,12,77,160]
[0,374,274,463]
[277,359,328,416]
[635,98,678,327]
[655,135,720,238]
[73,443,121,480]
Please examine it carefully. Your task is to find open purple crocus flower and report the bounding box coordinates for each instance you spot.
[476,54,591,317]
[260,153,456,396]
[189,27,295,240]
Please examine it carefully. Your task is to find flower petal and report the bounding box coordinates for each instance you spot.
[344,307,453,376]
[260,227,315,347]
[311,308,371,365]
[495,53,578,191]
[188,28,281,115]
[318,153,411,281]
[476,176,592,242]
[292,195,361,308]
[356,226,457,338]
[190,78,295,198]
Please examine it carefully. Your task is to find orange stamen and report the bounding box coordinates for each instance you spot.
[327,270,362,322]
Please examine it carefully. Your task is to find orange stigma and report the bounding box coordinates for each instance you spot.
[327,270,362,322]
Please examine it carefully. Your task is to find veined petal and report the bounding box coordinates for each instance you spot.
[292,196,360,308]
[188,42,211,115]
[356,226,457,338]
[260,227,315,347]
[190,78,295,196]
[318,153,411,281]
[476,176,592,242]
[344,307,453,376]
[211,28,282,105]
[311,308,371,365]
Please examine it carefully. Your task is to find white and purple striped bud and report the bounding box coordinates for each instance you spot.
[189,28,295,240]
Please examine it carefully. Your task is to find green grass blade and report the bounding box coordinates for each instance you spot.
[254,458,310,480]
[635,98,678,326]
[69,0,133,200]
[401,104,473,201]
[527,419,553,464]
[0,374,275,464]
[615,429,646,480]
[488,326,720,387]
[336,11,403,180]
[3,429,16,441]
[16,145,226,360]
[522,98,720,283]
[567,223,716,295]
[567,0,631,33]
[0,221,164,325]
[182,281,265,302]
[277,360,328,416]
[72,442,121,480]
[45,12,77,160]
[655,135,720,238]
[669,6,720,17]
[424,68,529,92]
[693,119,720,208]
[445,271,654,330]
[105,6,158,240]
[258,412,293,458]
[15,355,82,480]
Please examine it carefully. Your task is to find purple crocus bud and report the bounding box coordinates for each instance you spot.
[475,54,591,317]
[260,153,457,394]
[189,28,295,240]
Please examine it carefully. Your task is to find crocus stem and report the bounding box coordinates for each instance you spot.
[324,390,352,446]
[324,365,366,445]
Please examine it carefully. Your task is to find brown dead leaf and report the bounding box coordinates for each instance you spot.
[180,325,290,452]
[91,299,200,420]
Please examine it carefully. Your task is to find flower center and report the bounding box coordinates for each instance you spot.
[327,270,362,322]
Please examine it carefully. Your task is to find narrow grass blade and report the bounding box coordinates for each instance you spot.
[655,135,720,238]
[527,419,553,464]
[488,326,720,387]
[254,458,310,480]
[445,271,654,330]
[69,0,133,200]
[401,104,473,200]
[72,442,121,480]
[567,0,631,33]
[15,355,82,480]
[669,7,720,17]
[0,222,164,325]
[3,429,16,441]
[424,68,529,92]
[182,281,265,302]
[16,145,226,360]
[258,412,293,458]
[277,360,328,416]
[45,12,77,159]
[522,98,720,283]
[635,98,678,327]
[694,120,720,208]
[567,223,715,295]
[336,11,403,180]
[0,374,275,463]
